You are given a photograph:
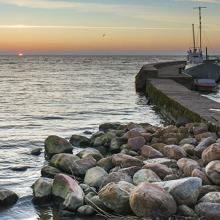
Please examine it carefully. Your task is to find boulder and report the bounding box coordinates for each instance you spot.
[32,177,53,202]
[151,137,160,144]
[85,192,96,201]
[31,147,42,156]
[127,136,145,151]
[90,131,104,145]
[164,138,179,145]
[0,189,18,207]
[200,192,220,203]
[192,123,208,135]
[143,163,173,179]
[84,167,108,188]
[93,133,109,147]
[77,205,96,216]
[50,153,80,174]
[44,135,73,158]
[164,174,179,181]
[199,185,220,199]
[195,132,217,142]
[77,148,103,161]
[181,144,195,156]
[41,165,62,178]
[154,177,202,206]
[202,143,220,165]
[177,205,197,218]
[96,156,113,172]
[71,156,97,176]
[150,143,166,153]
[133,169,161,185]
[179,138,197,146]
[83,130,93,135]
[177,158,200,176]
[112,153,143,168]
[117,166,141,177]
[80,184,96,195]
[205,160,220,185]
[10,165,31,171]
[52,174,84,210]
[141,133,152,143]
[51,154,96,176]
[127,123,146,132]
[140,145,164,159]
[192,168,212,185]
[122,130,142,139]
[99,181,135,214]
[129,183,177,218]
[120,149,139,157]
[99,122,123,132]
[101,172,133,188]
[194,137,216,157]
[195,202,220,220]
[85,195,109,212]
[143,158,178,168]
[110,137,126,152]
[163,145,186,160]
[69,134,90,148]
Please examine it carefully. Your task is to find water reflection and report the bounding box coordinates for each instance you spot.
[0,55,182,219]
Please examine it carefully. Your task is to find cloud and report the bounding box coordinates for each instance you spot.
[0,0,85,9]
[0,0,126,12]
[0,24,189,31]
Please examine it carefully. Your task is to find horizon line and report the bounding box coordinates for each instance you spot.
[0,25,191,31]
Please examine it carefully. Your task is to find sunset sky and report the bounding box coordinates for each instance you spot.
[0,0,220,55]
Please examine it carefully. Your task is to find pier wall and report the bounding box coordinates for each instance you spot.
[135,61,220,131]
[135,61,188,92]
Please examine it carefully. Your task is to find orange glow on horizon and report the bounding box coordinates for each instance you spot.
[0,27,219,54]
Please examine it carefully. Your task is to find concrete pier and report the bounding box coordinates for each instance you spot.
[136,61,220,131]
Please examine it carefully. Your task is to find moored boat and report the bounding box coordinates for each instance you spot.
[184,7,220,91]
[193,78,217,92]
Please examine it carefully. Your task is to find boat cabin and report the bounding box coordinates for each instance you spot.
[187,48,203,65]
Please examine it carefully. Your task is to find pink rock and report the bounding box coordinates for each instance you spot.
[141,145,164,159]
[129,183,177,218]
[127,136,146,151]
[163,145,186,160]
[191,168,212,185]
[143,163,173,179]
[52,174,84,210]
[202,143,220,165]
[112,153,143,168]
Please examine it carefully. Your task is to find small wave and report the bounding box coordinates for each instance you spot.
[41,116,64,120]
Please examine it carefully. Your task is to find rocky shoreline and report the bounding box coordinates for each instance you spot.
[1,121,220,219]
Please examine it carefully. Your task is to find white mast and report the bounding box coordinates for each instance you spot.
[194,6,206,51]
[192,24,196,49]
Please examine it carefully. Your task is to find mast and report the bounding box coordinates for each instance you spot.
[194,6,207,50]
[192,24,196,49]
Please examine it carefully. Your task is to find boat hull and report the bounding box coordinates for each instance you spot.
[185,62,220,82]
[194,79,217,92]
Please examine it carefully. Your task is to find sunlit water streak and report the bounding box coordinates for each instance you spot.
[0,55,185,220]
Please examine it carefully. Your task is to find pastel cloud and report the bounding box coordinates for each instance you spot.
[0,0,126,12]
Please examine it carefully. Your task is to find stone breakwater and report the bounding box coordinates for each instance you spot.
[1,121,220,219]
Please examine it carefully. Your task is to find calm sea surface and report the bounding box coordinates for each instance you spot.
[0,55,215,220]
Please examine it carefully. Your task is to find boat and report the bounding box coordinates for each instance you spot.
[194,79,217,92]
[184,7,220,91]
